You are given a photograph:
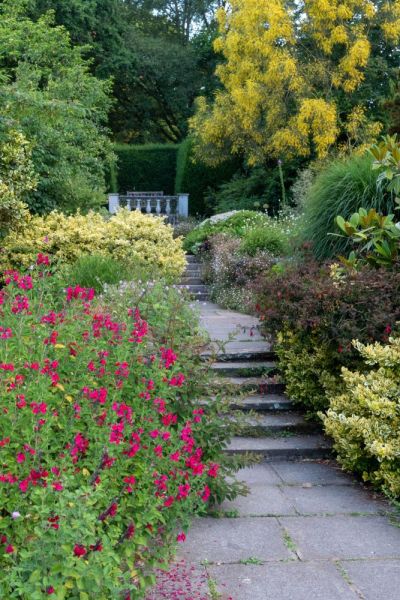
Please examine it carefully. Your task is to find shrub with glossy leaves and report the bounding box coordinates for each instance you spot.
[323,337,400,498]
[0,209,186,279]
[0,261,230,598]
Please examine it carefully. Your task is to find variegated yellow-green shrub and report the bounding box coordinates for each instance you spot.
[322,337,400,498]
[0,209,186,279]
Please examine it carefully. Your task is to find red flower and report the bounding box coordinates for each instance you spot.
[126,523,135,539]
[16,453,26,464]
[73,544,87,557]
[176,532,186,542]
[207,463,219,478]
[5,544,15,554]
[46,586,55,595]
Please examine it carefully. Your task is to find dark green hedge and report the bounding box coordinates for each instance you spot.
[112,144,179,194]
[107,140,240,216]
[175,138,241,216]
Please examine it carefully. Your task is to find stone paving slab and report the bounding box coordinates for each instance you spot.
[282,483,390,515]
[280,515,400,560]
[233,465,282,486]
[178,517,291,563]
[271,461,355,486]
[340,559,400,600]
[146,560,209,600]
[207,561,358,600]
[220,484,297,516]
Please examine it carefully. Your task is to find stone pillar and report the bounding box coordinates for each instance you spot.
[108,193,120,214]
[178,194,189,218]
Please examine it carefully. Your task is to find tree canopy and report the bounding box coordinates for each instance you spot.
[190,0,400,165]
[0,1,114,213]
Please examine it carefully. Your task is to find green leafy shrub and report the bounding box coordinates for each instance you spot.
[254,262,400,415]
[64,255,138,293]
[240,226,289,257]
[0,128,36,237]
[183,210,269,253]
[0,261,234,598]
[301,154,393,260]
[113,144,179,195]
[323,337,400,498]
[211,159,306,215]
[335,207,400,269]
[0,209,186,279]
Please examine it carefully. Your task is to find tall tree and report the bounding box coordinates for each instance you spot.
[190,0,400,165]
[0,1,113,213]
[19,0,221,142]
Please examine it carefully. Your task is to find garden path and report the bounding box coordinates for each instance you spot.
[148,258,400,600]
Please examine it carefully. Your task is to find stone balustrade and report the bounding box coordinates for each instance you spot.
[108,192,189,219]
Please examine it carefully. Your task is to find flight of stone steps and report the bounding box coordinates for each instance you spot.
[178,254,209,301]
[186,250,332,461]
[210,349,332,461]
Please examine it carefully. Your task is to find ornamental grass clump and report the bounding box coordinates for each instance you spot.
[0,258,228,599]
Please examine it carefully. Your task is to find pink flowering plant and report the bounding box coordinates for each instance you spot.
[0,258,231,599]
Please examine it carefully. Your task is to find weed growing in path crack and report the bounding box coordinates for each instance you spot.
[207,578,222,599]
[283,531,298,553]
[239,557,263,565]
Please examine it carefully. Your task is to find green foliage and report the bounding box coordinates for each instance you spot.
[254,262,400,417]
[183,211,267,253]
[113,144,179,194]
[369,133,400,197]
[25,0,221,144]
[0,266,236,597]
[301,154,393,260]
[335,207,400,268]
[0,5,114,214]
[211,160,305,215]
[203,233,274,312]
[0,127,36,237]
[175,137,240,216]
[323,337,400,498]
[0,209,186,279]
[276,329,343,415]
[240,226,289,257]
[63,255,138,293]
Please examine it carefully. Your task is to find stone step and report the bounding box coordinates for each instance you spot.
[211,361,277,377]
[226,434,332,461]
[191,294,210,302]
[184,264,202,273]
[185,255,200,264]
[180,276,203,285]
[227,393,293,412]
[215,376,285,395]
[201,349,276,362]
[228,412,317,435]
[178,284,209,293]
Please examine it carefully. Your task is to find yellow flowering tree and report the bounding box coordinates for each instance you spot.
[190,0,400,164]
